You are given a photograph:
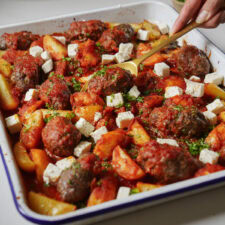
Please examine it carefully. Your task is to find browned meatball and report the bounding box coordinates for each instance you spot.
[11,55,40,95]
[168,45,211,77]
[42,116,81,158]
[137,140,200,184]
[98,24,134,52]
[149,105,209,138]
[0,31,39,50]
[88,67,133,96]
[39,76,71,110]
[67,20,107,41]
[57,153,97,203]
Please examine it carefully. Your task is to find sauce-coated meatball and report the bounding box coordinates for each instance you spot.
[42,116,81,158]
[39,76,71,110]
[11,55,40,95]
[67,20,107,41]
[149,105,209,138]
[137,140,200,184]
[88,67,133,96]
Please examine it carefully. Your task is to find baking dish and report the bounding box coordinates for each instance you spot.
[0,1,225,224]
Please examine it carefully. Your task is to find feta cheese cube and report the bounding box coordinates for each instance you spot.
[56,156,76,171]
[157,138,179,147]
[29,46,43,57]
[42,59,53,74]
[199,149,219,165]
[115,52,126,63]
[184,79,204,97]
[101,54,115,64]
[68,43,79,58]
[90,126,108,143]
[189,76,201,82]
[43,163,62,185]
[5,114,22,134]
[137,29,150,41]
[116,111,134,128]
[203,111,217,125]
[24,89,39,102]
[128,85,140,98]
[154,62,170,77]
[53,36,66,45]
[165,86,183,98]
[206,99,225,114]
[106,93,124,107]
[153,21,169,34]
[75,118,95,137]
[204,72,224,85]
[41,51,51,61]
[94,112,102,122]
[117,187,131,199]
[74,141,92,157]
[115,43,133,63]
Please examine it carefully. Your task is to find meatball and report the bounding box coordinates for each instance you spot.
[168,45,211,77]
[11,55,40,95]
[67,20,107,41]
[42,116,81,158]
[39,76,71,110]
[98,24,134,52]
[149,105,209,138]
[57,153,97,203]
[137,140,200,184]
[0,31,39,50]
[88,67,133,96]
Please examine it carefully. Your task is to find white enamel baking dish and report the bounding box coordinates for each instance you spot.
[0,1,225,224]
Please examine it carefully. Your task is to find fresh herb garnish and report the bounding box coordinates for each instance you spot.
[62,57,72,62]
[186,138,209,156]
[130,188,140,195]
[173,105,184,112]
[71,77,81,92]
[23,124,31,133]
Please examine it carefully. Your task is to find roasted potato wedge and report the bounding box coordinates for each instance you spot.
[136,182,161,192]
[0,58,12,78]
[204,83,225,100]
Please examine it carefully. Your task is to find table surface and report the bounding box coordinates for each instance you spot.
[0,0,225,225]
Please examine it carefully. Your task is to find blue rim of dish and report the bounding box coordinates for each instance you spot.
[1,1,225,225]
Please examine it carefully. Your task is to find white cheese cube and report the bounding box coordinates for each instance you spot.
[53,36,66,45]
[204,72,224,85]
[24,89,39,102]
[29,46,43,57]
[184,79,204,98]
[43,163,62,185]
[94,112,102,122]
[189,76,201,82]
[199,149,219,165]
[128,85,140,98]
[115,52,126,63]
[137,29,150,41]
[74,141,92,157]
[206,99,225,114]
[116,111,134,128]
[5,114,22,134]
[68,43,79,58]
[165,86,183,98]
[90,126,108,143]
[56,156,76,171]
[117,187,131,199]
[154,62,170,77]
[101,54,115,65]
[41,51,51,61]
[42,59,53,74]
[106,93,124,107]
[203,111,217,125]
[157,138,179,147]
[154,21,169,34]
[75,118,95,137]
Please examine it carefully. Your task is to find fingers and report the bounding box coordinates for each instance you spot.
[196,0,224,23]
[171,0,203,34]
[201,10,225,28]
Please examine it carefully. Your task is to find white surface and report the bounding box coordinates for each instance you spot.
[0,0,225,225]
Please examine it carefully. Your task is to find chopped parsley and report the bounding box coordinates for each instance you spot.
[49,72,55,77]
[139,63,144,71]
[173,105,184,112]
[45,103,54,110]
[65,112,76,120]
[43,111,60,123]
[23,124,31,133]
[71,77,81,92]
[56,74,64,80]
[62,57,72,62]
[96,42,105,54]
[130,188,140,195]
[95,66,107,77]
[186,138,209,156]
[136,96,144,103]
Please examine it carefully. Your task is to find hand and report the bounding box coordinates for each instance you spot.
[172,0,225,34]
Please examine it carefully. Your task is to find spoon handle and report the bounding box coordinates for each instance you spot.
[134,21,200,65]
